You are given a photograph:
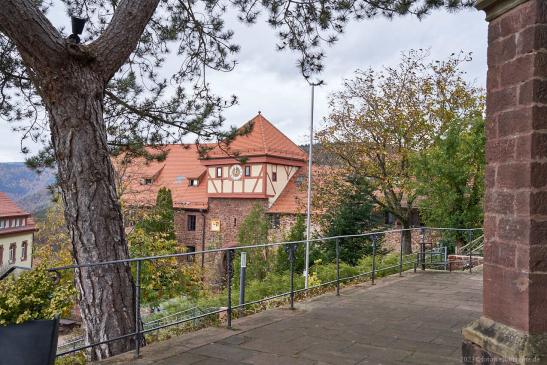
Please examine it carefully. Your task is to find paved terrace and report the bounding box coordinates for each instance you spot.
[99,271,482,365]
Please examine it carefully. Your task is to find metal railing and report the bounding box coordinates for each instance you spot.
[48,226,482,359]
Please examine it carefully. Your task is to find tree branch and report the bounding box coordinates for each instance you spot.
[90,0,161,81]
[0,0,65,70]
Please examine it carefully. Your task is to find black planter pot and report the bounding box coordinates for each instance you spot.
[0,317,59,365]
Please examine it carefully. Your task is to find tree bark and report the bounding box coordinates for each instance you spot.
[0,0,163,360]
[46,66,135,360]
[401,221,413,254]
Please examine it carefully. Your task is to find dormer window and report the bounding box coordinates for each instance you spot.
[141,178,153,185]
[216,167,222,178]
[189,179,199,187]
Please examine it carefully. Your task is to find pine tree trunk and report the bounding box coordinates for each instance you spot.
[46,66,136,360]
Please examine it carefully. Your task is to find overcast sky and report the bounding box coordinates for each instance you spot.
[0,5,488,162]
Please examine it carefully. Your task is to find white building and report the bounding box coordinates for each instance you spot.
[0,192,37,273]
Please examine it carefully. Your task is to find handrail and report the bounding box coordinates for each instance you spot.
[48,226,482,272]
[50,226,480,358]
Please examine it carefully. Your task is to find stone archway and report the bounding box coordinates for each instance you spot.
[462,1,547,364]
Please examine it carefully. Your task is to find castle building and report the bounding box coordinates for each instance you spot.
[0,192,37,275]
[119,114,311,257]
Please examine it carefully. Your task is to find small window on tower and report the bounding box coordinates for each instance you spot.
[187,215,196,231]
[233,218,237,227]
[245,166,251,177]
[272,171,277,182]
[270,214,281,229]
[216,167,222,178]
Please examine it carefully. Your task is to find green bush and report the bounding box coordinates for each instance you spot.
[0,267,76,325]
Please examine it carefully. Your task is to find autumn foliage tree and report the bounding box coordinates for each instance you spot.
[1,0,474,359]
[317,50,484,253]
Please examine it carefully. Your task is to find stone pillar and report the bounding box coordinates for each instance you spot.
[462,1,547,364]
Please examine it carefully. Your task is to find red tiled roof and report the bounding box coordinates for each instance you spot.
[117,145,209,210]
[0,192,29,217]
[268,166,329,214]
[205,114,308,161]
[0,192,37,235]
[119,114,311,211]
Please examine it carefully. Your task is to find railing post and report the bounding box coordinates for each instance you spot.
[420,227,426,271]
[135,260,141,359]
[227,249,233,329]
[239,252,246,310]
[289,243,295,309]
[467,230,473,273]
[399,230,403,277]
[444,246,448,271]
[371,235,377,285]
[335,238,340,296]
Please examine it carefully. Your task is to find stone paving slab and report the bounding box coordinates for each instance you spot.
[98,271,482,365]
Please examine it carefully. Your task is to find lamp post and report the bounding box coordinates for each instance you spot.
[304,81,322,289]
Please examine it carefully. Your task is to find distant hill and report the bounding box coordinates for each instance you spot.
[0,162,55,218]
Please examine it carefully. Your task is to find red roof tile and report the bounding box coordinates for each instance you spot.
[268,166,328,214]
[0,192,37,235]
[117,145,209,210]
[206,114,308,161]
[0,192,29,217]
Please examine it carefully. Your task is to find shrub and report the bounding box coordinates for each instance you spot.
[0,266,76,325]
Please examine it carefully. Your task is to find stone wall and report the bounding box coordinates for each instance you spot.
[174,198,268,250]
[481,0,547,334]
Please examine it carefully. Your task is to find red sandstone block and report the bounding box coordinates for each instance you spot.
[531,162,547,188]
[514,191,530,216]
[499,1,541,38]
[486,190,515,214]
[488,35,516,67]
[483,264,530,332]
[488,241,517,268]
[486,138,516,162]
[530,219,547,246]
[496,162,531,189]
[527,245,547,272]
[487,68,500,91]
[488,19,503,43]
[532,105,547,130]
[497,216,530,244]
[515,245,530,271]
[529,272,547,333]
[519,79,547,105]
[485,117,498,140]
[486,165,496,188]
[484,214,498,239]
[498,108,533,137]
[530,191,547,215]
[517,24,547,55]
[515,134,532,161]
[532,131,547,159]
[488,87,518,115]
[500,54,534,87]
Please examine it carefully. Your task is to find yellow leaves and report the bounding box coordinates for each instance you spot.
[0,267,77,325]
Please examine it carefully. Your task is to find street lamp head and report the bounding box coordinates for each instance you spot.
[68,16,87,44]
